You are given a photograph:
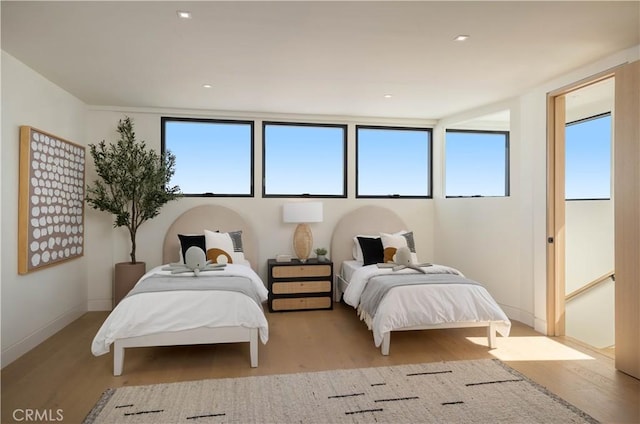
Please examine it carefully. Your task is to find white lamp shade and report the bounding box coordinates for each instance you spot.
[282,202,323,223]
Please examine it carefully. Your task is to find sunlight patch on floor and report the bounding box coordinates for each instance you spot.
[466,336,595,361]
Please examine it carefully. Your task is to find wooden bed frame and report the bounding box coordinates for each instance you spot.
[112,205,262,376]
[330,205,501,355]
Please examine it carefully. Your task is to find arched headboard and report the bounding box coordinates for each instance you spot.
[162,205,258,271]
[330,205,407,269]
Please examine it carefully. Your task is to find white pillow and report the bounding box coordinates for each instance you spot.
[233,258,252,268]
[204,229,248,264]
[380,231,419,263]
[204,229,235,264]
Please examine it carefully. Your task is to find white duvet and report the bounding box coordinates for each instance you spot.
[343,264,511,347]
[92,264,269,356]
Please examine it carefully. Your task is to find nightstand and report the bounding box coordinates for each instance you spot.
[267,259,333,312]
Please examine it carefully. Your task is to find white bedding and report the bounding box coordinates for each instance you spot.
[92,264,269,356]
[343,263,511,347]
[340,260,363,283]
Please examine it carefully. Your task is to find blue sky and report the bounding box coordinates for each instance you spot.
[357,128,430,196]
[165,114,611,199]
[565,113,611,200]
[445,131,508,197]
[264,124,344,196]
[165,121,252,195]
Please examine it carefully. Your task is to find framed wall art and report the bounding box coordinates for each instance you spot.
[18,126,86,274]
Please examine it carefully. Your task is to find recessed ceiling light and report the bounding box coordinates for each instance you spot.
[454,34,470,41]
[383,94,393,98]
[177,10,192,19]
[202,84,212,89]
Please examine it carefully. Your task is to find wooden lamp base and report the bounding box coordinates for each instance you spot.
[293,223,313,262]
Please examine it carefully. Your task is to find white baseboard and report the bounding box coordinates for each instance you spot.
[88,299,112,311]
[534,317,548,335]
[1,305,86,368]
[499,304,535,328]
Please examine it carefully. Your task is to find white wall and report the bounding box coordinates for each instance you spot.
[433,45,639,333]
[84,108,437,310]
[566,280,614,348]
[1,52,88,366]
[434,98,534,325]
[565,200,614,348]
[565,201,614,294]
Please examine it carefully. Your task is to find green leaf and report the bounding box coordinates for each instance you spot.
[85,116,181,263]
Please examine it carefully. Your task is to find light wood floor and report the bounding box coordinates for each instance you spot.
[2,303,639,423]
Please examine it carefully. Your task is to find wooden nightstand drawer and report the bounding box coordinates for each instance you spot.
[271,297,332,311]
[272,280,331,295]
[272,264,332,278]
[267,259,333,312]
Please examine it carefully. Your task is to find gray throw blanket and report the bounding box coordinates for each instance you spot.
[126,274,263,308]
[360,273,482,317]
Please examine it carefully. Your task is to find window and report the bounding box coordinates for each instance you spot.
[445,130,509,197]
[565,112,611,200]
[263,122,346,197]
[356,126,432,198]
[161,117,254,197]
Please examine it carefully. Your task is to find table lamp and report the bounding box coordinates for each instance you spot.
[282,202,323,262]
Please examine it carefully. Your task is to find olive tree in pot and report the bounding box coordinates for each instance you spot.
[86,117,180,307]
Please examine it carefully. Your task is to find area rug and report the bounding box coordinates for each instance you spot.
[83,359,598,423]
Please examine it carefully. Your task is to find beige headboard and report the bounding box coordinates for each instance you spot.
[162,205,258,271]
[330,205,407,269]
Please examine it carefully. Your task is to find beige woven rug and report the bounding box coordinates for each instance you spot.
[84,359,598,423]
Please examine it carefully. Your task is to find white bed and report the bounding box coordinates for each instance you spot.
[91,205,269,376]
[330,206,510,355]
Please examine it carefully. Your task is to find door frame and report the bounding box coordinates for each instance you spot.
[546,70,616,336]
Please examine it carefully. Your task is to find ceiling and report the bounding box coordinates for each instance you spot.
[2,1,638,120]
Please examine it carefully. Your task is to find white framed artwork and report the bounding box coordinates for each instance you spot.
[18,126,85,274]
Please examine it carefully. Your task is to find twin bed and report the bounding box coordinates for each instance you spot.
[92,204,510,375]
[330,205,510,355]
[91,205,269,376]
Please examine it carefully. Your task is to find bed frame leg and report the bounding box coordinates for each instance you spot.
[487,323,497,349]
[113,342,124,376]
[381,333,390,355]
[249,328,258,367]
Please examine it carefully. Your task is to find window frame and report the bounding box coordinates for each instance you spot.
[262,121,348,198]
[564,112,612,201]
[444,129,510,198]
[355,125,433,199]
[161,116,255,197]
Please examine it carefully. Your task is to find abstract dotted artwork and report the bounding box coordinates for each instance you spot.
[18,126,85,274]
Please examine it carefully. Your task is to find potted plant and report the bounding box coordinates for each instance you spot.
[86,116,180,306]
[314,247,328,262]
